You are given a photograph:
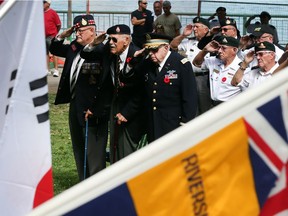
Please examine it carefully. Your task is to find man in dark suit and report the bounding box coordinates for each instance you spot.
[139,33,198,142]
[50,15,113,181]
[105,25,146,163]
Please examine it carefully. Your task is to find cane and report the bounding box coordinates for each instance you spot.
[83,118,88,180]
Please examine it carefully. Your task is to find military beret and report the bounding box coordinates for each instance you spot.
[252,25,274,37]
[218,36,239,48]
[220,18,237,29]
[144,33,172,49]
[260,11,271,20]
[107,24,131,35]
[255,41,275,52]
[193,16,210,29]
[73,15,95,29]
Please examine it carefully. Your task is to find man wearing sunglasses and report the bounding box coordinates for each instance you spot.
[50,15,113,180]
[170,17,211,115]
[193,36,242,106]
[198,18,240,51]
[239,25,284,68]
[131,0,153,48]
[231,41,278,91]
[138,33,197,142]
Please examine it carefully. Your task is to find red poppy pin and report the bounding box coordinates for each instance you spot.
[222,77,227,82]
[126,57,132,64]
[71,44,77,52]
[164,76,170,84]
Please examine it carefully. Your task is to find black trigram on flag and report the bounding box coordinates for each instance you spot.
[5,69,17,114]
[29,76,49,123]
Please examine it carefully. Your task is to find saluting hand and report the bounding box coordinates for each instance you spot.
[183,24,193,37]
[92,32,107,46]
[59,26,74,38]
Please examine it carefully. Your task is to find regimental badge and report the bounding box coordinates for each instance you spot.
[226,19,231,25]
[254,27,261,32]
[146,33,151,41]
[116,26,120,33]
[181,58,189,64]
[223,38,228,43]
[81,18,87,26]
[259,43,266,48]
[196,17,199,22]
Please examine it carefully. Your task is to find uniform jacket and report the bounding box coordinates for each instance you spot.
[141,51,198,142]
[50,38,113,126]
[81,42,146,143]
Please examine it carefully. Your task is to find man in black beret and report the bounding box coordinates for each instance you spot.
[239,24,284,68]
[80,24,147,164]
[86,24,146,163]
[50,14,113,181]
[245,11,279,44]
[136,33,197,142]
[231,41,278,90]
[170,17,211,115]
[193,36,242,106]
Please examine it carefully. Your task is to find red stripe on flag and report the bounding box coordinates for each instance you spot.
[260,186,288,215]
[244,120,283,172]
[33,168,54,208]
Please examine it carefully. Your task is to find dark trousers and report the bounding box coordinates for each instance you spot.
[195,74,211,115]
[69,100,108,181]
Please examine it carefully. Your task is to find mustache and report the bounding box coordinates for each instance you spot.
[110,44,116,48]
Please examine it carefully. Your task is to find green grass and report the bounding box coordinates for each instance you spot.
[49,93,78,195]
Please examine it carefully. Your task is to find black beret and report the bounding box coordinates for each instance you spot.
[218,36,239,48]
[144,33,172,49]
[193,16,210,29]
[220,18,237,29]
[260,11,271,20]
[252,25,274,37]
[255,41,275,52]
[107,24,131,35]
[73,14,95,29]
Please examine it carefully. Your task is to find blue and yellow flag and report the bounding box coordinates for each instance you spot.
[30,72,288,215]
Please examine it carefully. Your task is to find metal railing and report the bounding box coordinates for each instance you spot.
[56,10,288,46]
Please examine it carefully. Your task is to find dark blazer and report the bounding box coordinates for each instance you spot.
[141,51,198,142]
[81,42,146,143]
[50,39,113,126]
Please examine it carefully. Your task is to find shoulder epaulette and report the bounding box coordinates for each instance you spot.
[181,58,189,64]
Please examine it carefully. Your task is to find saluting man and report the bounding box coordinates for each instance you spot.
[139,33,198,143]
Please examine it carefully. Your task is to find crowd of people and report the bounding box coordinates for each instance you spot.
[47,0,288,181]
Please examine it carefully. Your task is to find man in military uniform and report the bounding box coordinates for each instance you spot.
[50,15,113,181]
[193,36,242,106]
[170,17,211,115]
[139,33,198,142]
[231,41,279,90]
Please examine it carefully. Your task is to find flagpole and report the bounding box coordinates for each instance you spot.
[0,0,16,19]
[86,0,90,14]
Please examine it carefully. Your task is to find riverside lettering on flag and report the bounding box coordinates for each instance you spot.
[0,1,53,215]
[30,73,288,214]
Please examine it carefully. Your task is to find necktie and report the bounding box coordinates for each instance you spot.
[71,57,82,99]
[114,56,121,89]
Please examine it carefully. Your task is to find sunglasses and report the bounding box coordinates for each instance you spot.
[142,2,148,4]
[108,37,118,43]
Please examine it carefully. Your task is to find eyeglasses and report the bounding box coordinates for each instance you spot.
[75,28,91,34]
[108,37,118,43]
[255,51,273,57]
[221,28,233,32]
[142,2,148,5]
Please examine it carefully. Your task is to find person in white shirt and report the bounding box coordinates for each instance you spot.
[231,41,278,91]
[193,36,242,106]
[170,17,211,114]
